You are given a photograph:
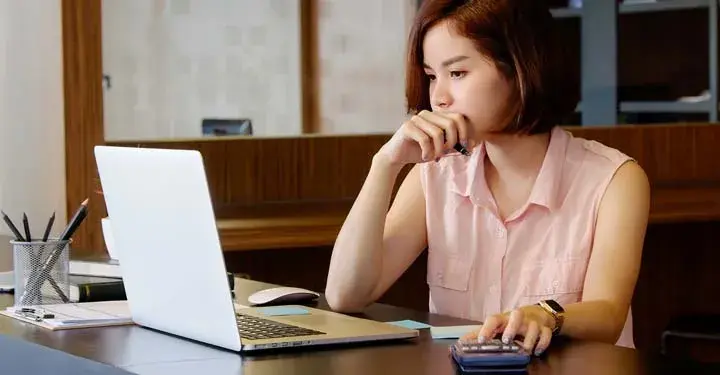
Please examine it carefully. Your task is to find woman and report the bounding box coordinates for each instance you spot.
[325,0,650,356]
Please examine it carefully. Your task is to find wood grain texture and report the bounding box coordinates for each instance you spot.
[300,0,320,133]
[5,278,708,373]
[109,123,720,251]
[61,0,107,258]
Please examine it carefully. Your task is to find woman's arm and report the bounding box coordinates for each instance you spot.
[468,161,651,354]
[324,159,428,312]
[560,160,650,341]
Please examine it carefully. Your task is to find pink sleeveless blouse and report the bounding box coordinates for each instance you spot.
[420,126,635,348]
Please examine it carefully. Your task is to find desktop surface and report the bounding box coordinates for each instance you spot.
[0,278,718,375]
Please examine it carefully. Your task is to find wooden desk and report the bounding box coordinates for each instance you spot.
[217,186,720,251]
[1,278,718,374]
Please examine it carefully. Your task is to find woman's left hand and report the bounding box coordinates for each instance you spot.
[461,305,556,356]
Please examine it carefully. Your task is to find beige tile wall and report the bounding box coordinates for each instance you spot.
[317,0,417,134]
[0,0,68,235]
[102,0,418,140]
[102,0,302,140]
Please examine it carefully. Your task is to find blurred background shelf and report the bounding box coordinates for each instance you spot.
[552,0,712,18]
[550,0,718,125]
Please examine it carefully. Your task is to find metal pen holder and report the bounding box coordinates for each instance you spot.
[11,239,71,307]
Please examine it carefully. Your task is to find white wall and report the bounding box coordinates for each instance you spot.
[317,0,417,134]
[0,0,67,239]
[102,0,302,140]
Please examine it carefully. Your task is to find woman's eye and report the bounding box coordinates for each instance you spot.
[426,74,436,81]
[450,71,467,79]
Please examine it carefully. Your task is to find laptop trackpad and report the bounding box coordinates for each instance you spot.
[280,313,386,334]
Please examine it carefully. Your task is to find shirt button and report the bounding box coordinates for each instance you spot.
[496,227,505,238]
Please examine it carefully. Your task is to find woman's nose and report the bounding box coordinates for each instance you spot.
[430,80,453,109]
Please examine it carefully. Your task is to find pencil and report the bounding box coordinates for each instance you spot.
[1,210,26,242]
[22,213,31,242]
[59,198,89,241]
[42,211,55,242]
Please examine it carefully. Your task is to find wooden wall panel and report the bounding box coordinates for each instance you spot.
[109,123,720,206]
[569,124,720,186]
[300,0,320,133]
[108,135,392,208]
[61,0,106,258]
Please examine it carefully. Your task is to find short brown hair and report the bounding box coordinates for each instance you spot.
[405,0,577,134]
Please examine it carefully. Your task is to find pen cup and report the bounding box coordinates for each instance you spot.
[11,239,71,307]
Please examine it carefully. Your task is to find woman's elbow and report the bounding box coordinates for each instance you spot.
[324,286,369,313]
[602,303,630,344]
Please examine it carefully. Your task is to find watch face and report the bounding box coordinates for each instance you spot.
[545,300,564,313]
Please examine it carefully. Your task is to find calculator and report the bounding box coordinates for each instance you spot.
[450,339,531,373]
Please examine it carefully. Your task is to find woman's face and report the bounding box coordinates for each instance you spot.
[422,21,514,139]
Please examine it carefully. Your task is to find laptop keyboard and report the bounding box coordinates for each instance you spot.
[236,313,326,340]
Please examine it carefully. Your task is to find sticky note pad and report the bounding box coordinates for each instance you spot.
[257,306,310,316]
[387,320,432,330]
[430,325,481,339]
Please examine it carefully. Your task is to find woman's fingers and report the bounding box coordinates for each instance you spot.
[476,314,506,343]
[411,115,445,158]
[521,320,540,353]
[418,110,470,151]
[501,309,524,344]
[535,326,553,356]
[401,120,434,161]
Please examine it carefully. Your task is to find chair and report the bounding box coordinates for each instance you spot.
[661,314,720,363]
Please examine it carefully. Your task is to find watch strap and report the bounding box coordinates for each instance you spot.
[537,300,564,336]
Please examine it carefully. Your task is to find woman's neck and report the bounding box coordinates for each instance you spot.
[482,131,551,181]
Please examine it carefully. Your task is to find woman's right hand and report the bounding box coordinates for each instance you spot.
[376,110,472,168]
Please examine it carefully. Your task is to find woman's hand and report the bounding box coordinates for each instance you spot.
[376,110,472,168]
[461,305,556,356]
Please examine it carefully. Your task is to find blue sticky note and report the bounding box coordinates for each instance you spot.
[387,320,432,330]
[257,306,310,316]
[430,325,481,339]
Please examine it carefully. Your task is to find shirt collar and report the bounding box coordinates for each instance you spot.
[446,126,569,212]
[525,126,569,211]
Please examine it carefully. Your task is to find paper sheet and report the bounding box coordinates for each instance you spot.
[430,325,481,339]
[257,306,309,316]
[0,271,13,292]
[387,320,432,330]
[2,300,133,330]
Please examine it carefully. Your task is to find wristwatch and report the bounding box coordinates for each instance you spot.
[537,299,565,336]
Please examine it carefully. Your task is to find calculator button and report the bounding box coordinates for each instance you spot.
[480,344,502,351]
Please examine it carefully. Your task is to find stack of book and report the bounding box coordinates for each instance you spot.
[68,257,125,303]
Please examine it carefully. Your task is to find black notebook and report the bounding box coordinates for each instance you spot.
[68,275,126,303]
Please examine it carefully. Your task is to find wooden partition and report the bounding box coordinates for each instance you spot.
[104,123,720,252]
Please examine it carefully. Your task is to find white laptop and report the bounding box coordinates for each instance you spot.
[94,145,418,352]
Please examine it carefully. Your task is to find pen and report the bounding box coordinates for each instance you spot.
[22,213,31,242]
[42,211,55,242]
[1,210,26,241]
[453,142,470,156]
[441,130,470,156]
[14,309,54,322]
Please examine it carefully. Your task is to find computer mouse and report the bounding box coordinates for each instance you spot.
[247,287,320,306]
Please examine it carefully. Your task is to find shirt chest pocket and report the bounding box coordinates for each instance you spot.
[520,259,587,306]
[426,249,472,291]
